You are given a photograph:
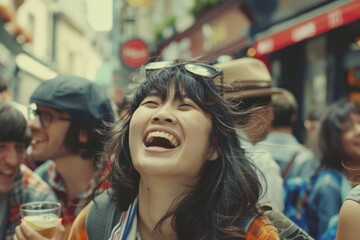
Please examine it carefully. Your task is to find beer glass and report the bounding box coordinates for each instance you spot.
[20,201,61,238]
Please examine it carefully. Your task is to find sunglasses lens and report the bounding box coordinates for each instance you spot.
[28,103,37,120]
[145,61,172,71]
[185,64,220,78]
[142,61,223,96]
[28,109,35,120]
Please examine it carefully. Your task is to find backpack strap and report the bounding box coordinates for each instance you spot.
[263,205,315,240]
[281,149,303,179]
[86,192,258,238]
[86,191,122,240]
[237,211,258,235]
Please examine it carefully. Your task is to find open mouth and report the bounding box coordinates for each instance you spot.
[144,131,180,149]
[31,137,46,145]
[0,169,15,178]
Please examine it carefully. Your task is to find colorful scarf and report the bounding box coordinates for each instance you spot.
[109,197,139,240]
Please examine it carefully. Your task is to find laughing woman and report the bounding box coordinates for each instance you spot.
[21,60,279,240]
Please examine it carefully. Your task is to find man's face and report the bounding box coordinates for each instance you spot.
[28,106,71,162]
[0,142,26,196]
[0,89,12,102]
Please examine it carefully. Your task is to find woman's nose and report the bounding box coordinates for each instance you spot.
[151,107,177,124]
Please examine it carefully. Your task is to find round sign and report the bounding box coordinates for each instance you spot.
[119,38,149,69]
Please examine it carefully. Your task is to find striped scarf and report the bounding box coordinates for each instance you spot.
[109,197,140,240]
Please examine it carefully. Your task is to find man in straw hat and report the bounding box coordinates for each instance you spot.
[256,88,316,180]
[215,57,284,211]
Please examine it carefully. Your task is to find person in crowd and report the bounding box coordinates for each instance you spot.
[0,77,39,170]
[256,89,316,179]
[0,101,58,240]
[0,77,12,101]
[215,57,284,211]
[336,184,360,240]
[116,95,130,120]
[16,75,114,239]
[303,103,326,153]
[337,183,360,240]
[14,60,280,239]
[305,98,353,239]
[330,100,360,240]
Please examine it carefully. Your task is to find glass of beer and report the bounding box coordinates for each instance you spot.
[20,201,61,238]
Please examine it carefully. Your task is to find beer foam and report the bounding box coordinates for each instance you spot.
[23,214,59,230]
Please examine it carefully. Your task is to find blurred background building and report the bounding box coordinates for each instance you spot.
[1,0,360,142]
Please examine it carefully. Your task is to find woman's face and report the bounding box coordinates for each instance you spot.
[129,83,214,182]
[341,113,360,165]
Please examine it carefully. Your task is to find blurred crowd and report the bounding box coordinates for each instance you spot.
[1,57,360,240]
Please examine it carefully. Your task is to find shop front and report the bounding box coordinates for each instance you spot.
[158,0,251,63]
[250,0,360,141]
[0,16,23,100]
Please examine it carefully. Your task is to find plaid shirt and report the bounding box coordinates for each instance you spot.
[5,164,57,240]
[69,197,279,240]
[36,161,108,225]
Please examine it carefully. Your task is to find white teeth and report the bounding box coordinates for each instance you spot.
[0,170,13,176]
[31,138,43,144]
[146,131,179,147]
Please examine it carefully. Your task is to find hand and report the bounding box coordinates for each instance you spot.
[13,218,65,240]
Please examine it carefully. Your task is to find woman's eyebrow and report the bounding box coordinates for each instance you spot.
[146,90,161,97]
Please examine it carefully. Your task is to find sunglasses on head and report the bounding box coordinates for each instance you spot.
[141,61,224,96]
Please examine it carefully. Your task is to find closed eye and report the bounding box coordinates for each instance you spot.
[143,100,159,107]
[179,99,199,110]
[140,96,161,108]
[179,103,194,109]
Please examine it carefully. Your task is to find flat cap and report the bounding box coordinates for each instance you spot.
[30,75,114,129]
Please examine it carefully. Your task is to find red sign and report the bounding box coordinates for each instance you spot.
[254,1,360,56]
[120,38,149,68]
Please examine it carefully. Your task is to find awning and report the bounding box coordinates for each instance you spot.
[253,0,360,56]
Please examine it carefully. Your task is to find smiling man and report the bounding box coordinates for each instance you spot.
[27,75,114,239]
[0,101,57,240]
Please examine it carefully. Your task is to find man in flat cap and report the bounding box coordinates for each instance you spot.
[215,57,284,211]
[26,75,114,238]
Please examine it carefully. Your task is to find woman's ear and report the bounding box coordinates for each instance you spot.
[208,148,220,161]
[79,129,88,143]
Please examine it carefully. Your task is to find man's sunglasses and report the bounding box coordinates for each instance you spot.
[142,61,224,96]
[28,103,72,128]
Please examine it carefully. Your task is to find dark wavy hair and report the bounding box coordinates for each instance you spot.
[0,101,31,145]
[318,98,360,170]
[96,60,262,239]
[63,120,111,169]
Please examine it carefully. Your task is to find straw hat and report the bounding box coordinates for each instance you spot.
[214,57,283,98]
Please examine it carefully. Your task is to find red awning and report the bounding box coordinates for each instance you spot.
[253,1,360,56]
